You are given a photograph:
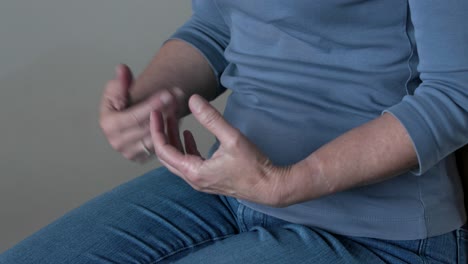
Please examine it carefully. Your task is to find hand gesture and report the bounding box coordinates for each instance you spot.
[100,64,184,163]
[150,94,288,206]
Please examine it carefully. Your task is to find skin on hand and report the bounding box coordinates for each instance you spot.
[150,94,290,207]
[150,93,418,208]
[99,64,185,163]
[99,40,219,164]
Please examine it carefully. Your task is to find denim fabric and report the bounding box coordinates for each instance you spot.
[457,226,468,263]
[1,167,465,263]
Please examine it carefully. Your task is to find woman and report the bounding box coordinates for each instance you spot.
[1,1,467,263]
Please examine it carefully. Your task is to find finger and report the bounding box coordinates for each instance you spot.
[170,87,187,117]
[116,64,134,91]
[133,136,155,163]
[120,89,176,131]
[122,136,153,161]
[183,130,202,157]
[150,110,167,148]
[151,111,203,174]
[141,135,154,156]
[133,153,152,164]
[166,115,184,152]
[158,158,183,176]
[100,65,133,114]
[113,64,133,111]
[100,80,123,114]
[188,94,239,144]
[108,128,150,152]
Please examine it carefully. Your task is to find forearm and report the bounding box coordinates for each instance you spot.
[279,113,418,207]
[129,39,219,114]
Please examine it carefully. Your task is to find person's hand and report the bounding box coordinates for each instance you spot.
[100,64,185,163]
[150,94,289,207]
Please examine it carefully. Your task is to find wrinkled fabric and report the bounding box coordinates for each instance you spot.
[171,0,468,239]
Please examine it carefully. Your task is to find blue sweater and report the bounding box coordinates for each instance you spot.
[171,0,468,240]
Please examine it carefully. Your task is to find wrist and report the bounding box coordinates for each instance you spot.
[266,164,293,208]
[271,154,329,207]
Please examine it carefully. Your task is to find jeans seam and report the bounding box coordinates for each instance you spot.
[149,234,234,264]
[237,204,248,233]
[417,238,428,264]
[218,195,238,224]
[456,228,466,264]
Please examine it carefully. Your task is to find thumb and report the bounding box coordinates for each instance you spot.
[111,64,134,111]
[116,64,134,90]
[189,94,239,144]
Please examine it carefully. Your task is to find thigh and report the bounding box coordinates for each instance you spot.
[171,223,386,264]
[456,224,467,264]
[0,167,238,264]
[174,225,459,264]
[173,202,458,264]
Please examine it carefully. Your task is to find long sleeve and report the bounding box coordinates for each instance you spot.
[385,0,468,175]
[169,0,230,95]
[157,1,466,239]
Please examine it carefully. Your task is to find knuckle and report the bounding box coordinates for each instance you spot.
[187,171,203,187]
[100,118,119,134]
[161,90,175,102]
[109,139,124,152]
[99,118,110,132]
[122,152,135,161]
[225,133,242,148]
[99,120,109,134]
[155,90,178,111]
[171,86,186,100]
[151,90,173,105]
[200,109,220,128]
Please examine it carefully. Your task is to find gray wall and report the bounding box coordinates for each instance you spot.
[0,0,228,252]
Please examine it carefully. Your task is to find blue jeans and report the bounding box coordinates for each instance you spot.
[1,167,466,263]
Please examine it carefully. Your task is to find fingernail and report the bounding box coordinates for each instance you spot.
[160,92,172,106]
[173,87,185,100]
[190,95,203,113]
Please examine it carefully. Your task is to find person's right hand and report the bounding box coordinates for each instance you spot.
[99,64,185,163]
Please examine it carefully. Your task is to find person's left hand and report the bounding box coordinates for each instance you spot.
[150,94,289,207]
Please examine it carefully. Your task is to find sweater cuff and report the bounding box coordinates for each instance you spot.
[383,99,439,176]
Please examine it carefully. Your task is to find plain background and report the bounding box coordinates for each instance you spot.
[0,0,229,252]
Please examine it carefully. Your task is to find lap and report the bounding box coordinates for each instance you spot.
[175,200,448,264]
[1,167,461,264]
[177,214,460,264]
[0,167,239,264]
